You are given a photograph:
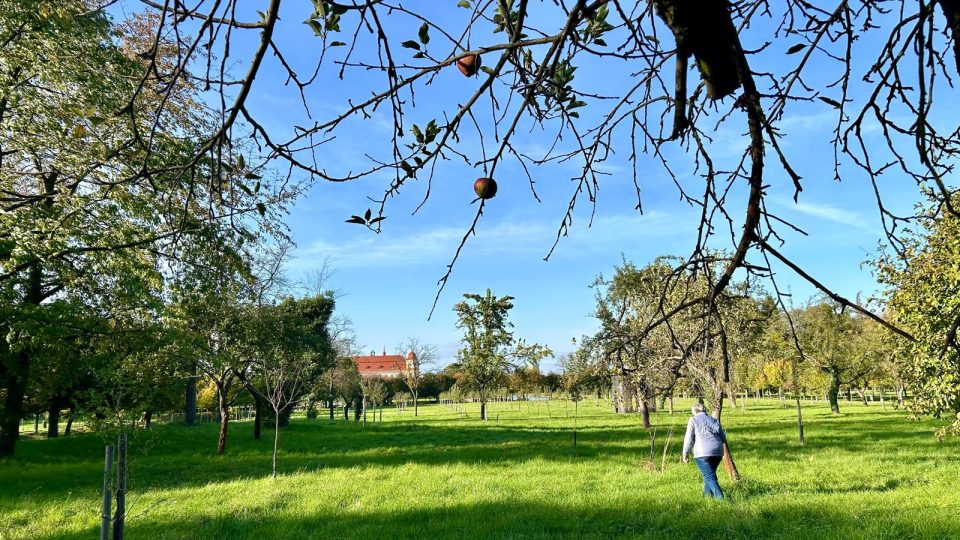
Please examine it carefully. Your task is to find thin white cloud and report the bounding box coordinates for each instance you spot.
[779,110,838,132]
[773,197,871,230]
[293,211,685,269]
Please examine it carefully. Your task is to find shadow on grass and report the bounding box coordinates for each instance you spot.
[3,404,954,509]
[3,420,660,502]
[56,497,951,540]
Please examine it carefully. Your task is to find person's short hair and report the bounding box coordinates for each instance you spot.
[691,402,705,414]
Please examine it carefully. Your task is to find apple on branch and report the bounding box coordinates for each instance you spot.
[457,54,481,77]
[474,177,497,199]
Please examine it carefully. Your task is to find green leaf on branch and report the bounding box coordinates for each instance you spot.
[424,119,440,144]
[818,96,842,108]
[418,22,430,45]
[401,40,421,50]
[457,0,471,7]
[787,43,805,55]
[305,19,324,36]
[346,216,366,224]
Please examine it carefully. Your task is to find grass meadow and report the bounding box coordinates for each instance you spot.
[2,397,958,539]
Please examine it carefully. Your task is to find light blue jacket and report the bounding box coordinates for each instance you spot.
[682,412,726,459]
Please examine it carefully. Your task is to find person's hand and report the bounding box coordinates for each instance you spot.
[681,455,689,464]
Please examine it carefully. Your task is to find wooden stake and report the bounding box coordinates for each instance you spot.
[113,433,127,540]
[721,441,740,482]
[100,445,114,540]
[660,425,675,472]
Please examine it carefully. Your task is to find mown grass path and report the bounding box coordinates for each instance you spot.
[2,399,958,539]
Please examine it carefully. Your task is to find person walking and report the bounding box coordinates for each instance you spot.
[681,402,727,500]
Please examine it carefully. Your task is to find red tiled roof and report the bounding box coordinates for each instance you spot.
[352,354,407,375]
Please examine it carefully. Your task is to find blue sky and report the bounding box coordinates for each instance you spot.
[115,2,933,371]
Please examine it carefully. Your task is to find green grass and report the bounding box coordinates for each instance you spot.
[2,398,958,539]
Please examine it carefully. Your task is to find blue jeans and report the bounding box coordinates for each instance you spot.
[694,456,724,499]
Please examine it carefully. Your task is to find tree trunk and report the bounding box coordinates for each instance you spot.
[0,214,46,458]
[413,389,419,417]
[1,340,33,457]
[252,391,263,440]
[184,367,197,426]
[343,403,349,420]
[795,396,805,446]
[328,398,334,420]
[638,398,652,429]
[64,410,74,436]
[711,392,724,421]
[278,403,293,428]
[353,397,361,421]
[728,386,738,408]
[271,409,280,478]
[828,373,841,414]
[362,398,367,428]
[480,400,487,421]
[144,410,152,429]
[217,388,230,455]
[613,377,637,413]
[857,387,869,406]
[721,442,741,482]
[668,395,674,415]
[47,401,61,438]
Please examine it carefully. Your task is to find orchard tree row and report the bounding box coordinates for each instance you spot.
[564,243,960,439]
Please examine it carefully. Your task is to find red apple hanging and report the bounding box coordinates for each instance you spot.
[474,177,498,199]
[456,54,481,77]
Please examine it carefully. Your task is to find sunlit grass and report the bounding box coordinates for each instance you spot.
[2,397,958,539]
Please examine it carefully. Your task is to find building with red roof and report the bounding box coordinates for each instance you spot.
[352,350,415,379]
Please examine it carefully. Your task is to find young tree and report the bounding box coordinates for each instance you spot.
[245,294,335,476]
[454,289,551,421]
[169,289,246,455]
[563,338,605,406]
[368,380,389,423]
[359,378,389,426]
[396,338,438,417]
[454,290,517,421]
[329,357,362,421]
[795,301,881,415]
